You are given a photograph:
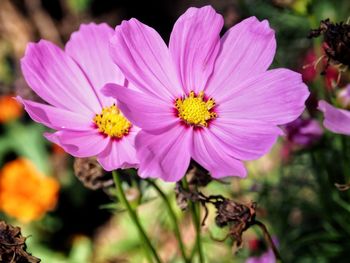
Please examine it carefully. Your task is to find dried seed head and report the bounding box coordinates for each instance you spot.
[174,183,189,211]
[0,221,40,263]
[214,199,256,227]
[309,19,350,68]
[74,157,113,190]
[187,166,212,188]
[213,199,257,250]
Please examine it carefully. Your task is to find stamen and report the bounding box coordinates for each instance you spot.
[175,91,217,127]
[93,104,131,138]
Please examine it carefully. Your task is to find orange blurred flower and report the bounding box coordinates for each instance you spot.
[0,95,23,123]
[0,158,59,222]
[52,143,66,155]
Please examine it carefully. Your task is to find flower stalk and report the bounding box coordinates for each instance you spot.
[254,220,282,261]
[112,171,162,263]
[147,179,190,263]
[182,176,205,263]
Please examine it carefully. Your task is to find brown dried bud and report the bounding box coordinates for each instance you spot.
[0,221,40,263]
[309,19,350,68]
[74,157,113,190]
[216,200,255,227]
[215,199,256,227]
[175,183,189,211]
[214,199,257,248]
[187,167,212,188]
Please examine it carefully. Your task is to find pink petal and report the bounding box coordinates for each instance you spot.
[210,119,282,160]
[21,40,101,115]
[98,129,139,170]
[18,97,92,131]
[65,23,125,106]
[169,6,223,94]
[45,130,109,157]
[135,126,192,182]
[206,17,276,99]
[192,129,247,178]
[102,84,178,134]
[218,69,309,125]
[318,100,350,135]
[110,18,181,101]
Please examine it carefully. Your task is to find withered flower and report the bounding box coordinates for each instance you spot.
[175,166,212,210]
[0,221,40,263]
[212,198,257,248]
[308,19,350,73]
[186,166,212,188]
[74,157,113,190]
[174,183,280,259]
[214,199,257,227]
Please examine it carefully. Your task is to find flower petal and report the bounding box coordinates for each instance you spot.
[21,40,101,115]
[210,119,282,160]
[206,17,276,99]
[218,69,309,125]
[45,130,109,157]
[98,129,139,170]
[318,100,350,135]
[102,84,178,134]
[18,97,92,131]
[169,6,223,93]
[135,126,192,182]
[192,129,247,178]
[110,19,181,100]
[65,23,125,106]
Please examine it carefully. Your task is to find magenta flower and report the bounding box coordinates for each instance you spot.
[318,100,350,135]
[18,23,139,170]
[246,249,275,263]
[104,6,309,181]
[284,117,323,147]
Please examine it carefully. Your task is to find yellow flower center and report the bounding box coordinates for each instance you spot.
[93,104,131,138]
[175,91,217,127]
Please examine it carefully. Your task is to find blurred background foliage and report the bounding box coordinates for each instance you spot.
[0,0,350,262]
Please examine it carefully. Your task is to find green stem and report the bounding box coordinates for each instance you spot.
[182,177,205,263]
[112,171,162,263]
[147,180,190,263]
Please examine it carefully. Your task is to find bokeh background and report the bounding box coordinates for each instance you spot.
[1,0,350,262]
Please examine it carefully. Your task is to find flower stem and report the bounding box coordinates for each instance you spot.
[182,177,205,263]
[112,171,162,263]
[254,220,282,262]
[147,180,190,263]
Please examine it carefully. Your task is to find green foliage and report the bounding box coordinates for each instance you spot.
[66,0,92,13]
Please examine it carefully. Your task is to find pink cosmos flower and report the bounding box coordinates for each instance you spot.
[281,117,323,162]
[246,237,278,263]
[18,23,139,170]
[104,6,309,182]
[318,100,350,135]
[246,249,275,263]
[284,117,323,147]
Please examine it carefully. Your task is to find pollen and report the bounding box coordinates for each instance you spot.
[175,91,217,127]
[93,104,131,138]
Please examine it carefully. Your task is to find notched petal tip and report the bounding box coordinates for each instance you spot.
[116,18,140,30]
[67,22,113,44]
[236,16,275,37]
[184,5,218,16]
